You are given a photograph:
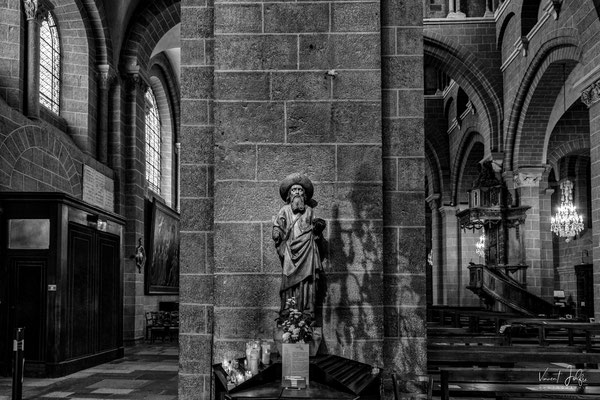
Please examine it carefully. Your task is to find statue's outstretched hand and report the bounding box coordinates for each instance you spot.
[313,218,326,234]
[272,227,282,244]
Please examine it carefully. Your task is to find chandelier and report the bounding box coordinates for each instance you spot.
[550,180,584,242]
[475,227,486,259]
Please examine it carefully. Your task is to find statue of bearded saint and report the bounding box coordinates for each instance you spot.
[272,173,326,317]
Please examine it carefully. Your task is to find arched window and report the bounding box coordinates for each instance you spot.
[39,12,60,114]
[145,88,161,193]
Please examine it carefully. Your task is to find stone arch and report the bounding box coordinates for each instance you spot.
[425,130,452,203]
[424,34,503,153]
[49,0,110,154]
[504,31,581,171]
[521,0,543,37]
[451,130,485,205]
[119,0,180,76]
[497,12,516,51]
[78,0,113,66]
[0,125,80,195]
[425,138,442,200]
[547,140,589,180]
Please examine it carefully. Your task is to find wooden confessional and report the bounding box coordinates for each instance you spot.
[0,193,125,377]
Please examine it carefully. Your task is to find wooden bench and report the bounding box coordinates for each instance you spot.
[428,345,600,368]
[504,319,600,351]
[435,367,600,400]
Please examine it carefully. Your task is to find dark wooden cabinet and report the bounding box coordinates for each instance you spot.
[0,193,125,377]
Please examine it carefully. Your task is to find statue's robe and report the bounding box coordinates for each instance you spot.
[273,204,323,315]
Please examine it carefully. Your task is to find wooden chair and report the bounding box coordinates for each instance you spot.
[392,374,433,400]
[145,311,159,340]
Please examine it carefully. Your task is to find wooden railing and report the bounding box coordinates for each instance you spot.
[467,263,555,316]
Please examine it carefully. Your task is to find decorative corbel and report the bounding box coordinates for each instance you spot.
[520,36,529,57]
[581,79,600,108]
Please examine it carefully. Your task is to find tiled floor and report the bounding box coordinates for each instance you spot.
[0,342,177,400]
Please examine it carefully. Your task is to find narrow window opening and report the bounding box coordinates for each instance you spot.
[39,12,60,114]
[145,88,161,194]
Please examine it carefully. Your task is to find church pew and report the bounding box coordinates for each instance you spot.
[433,367,600,400]
[428,345,600,368]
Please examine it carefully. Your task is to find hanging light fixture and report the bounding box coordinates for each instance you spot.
[550,180,584,242]
[475,227,486,259]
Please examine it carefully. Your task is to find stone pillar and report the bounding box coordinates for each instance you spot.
[439,206,460,306]
[513,166,553,300]
[175,142,180,212]
[427,194,442,305]
[179,0,215,398]
[448,0,455,13]
[582,79,600,320]
[447,0,466,18]
[484,0,494,17]
[460,222,481,306]
[382,0,426,395]
[121,70,148,343]
[96,64,112,164]
[23,0,48,118]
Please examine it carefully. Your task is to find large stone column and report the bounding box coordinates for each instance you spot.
[121,70,148,343]
[513,167,553,300]
[427,194,442,305]
[96,64,112,164]
[582,79,600,321]
[382,0,426,396]
[178,0,215,398]
[439,206,459,306]
[23,0,51,118]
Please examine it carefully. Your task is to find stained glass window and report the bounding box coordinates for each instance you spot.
[39,12,60,114]
[145,88,161,193]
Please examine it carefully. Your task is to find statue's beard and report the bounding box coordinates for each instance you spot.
[291,195,305,213]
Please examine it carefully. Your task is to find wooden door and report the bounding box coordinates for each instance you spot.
[6,257,48,364]
[97,231,121,351]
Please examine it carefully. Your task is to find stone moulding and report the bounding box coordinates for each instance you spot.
[581,78,600,108]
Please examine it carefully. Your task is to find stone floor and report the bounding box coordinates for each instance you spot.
[0,342,177,400]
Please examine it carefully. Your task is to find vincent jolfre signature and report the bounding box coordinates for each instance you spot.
[538,367,587,387]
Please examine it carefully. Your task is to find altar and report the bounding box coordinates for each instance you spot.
[213,354,382,400]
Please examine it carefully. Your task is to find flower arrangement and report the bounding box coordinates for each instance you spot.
[276,298,314,344]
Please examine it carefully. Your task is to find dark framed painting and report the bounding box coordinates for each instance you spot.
[146,199,180,294]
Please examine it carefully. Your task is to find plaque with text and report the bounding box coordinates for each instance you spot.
[82,165,114,212]
[281,343,309,386]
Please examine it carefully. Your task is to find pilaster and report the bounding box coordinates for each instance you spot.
[427,194,442,305]
[96,64,115,164]
[513,166,553,299]
[583,80,600,320]
[439,205,460,306]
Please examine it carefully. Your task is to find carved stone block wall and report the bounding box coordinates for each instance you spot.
[211,0,384,369]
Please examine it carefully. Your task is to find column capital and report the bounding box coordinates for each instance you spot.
[96,64,116,90]
[438,205,458,220]
[512,166,549,189]
[426,193,441,211]
[23,0,53,21]
[581,78,600,108]
[124,71,148,93]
